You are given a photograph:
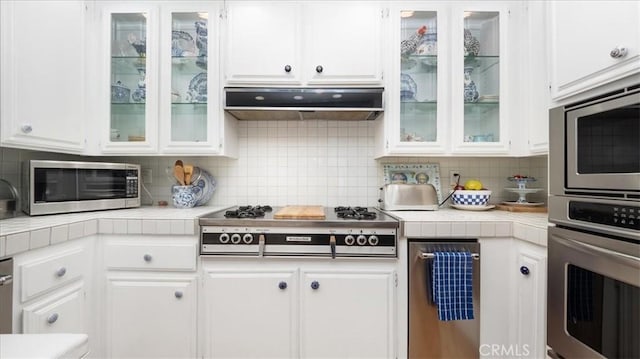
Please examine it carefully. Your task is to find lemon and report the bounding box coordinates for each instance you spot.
[464,179,483,190]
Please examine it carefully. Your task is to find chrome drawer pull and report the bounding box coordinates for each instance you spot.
[175,291,183,299]
[56,267,67,277]
[143,254,152,262]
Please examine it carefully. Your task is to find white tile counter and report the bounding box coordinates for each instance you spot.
[0,206,229,258]
[385,208,549,247]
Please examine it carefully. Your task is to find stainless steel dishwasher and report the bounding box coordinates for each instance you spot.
[408,239,480,358]
[0,257,13,333]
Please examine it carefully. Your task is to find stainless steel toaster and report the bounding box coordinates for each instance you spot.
[379,184,439,211]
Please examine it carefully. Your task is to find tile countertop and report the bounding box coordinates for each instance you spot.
[0,206,229,258]
[385,208,549,247]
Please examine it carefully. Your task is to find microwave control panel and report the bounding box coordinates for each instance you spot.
[126,169,139,198]
[569,201,640,230]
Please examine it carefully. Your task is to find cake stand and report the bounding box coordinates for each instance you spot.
[503,176,544,206]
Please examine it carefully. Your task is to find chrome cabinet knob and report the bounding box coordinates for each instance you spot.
[278,281,287,290]
[47,313,59,324]
[21,124,33,133]
[284,64,292,73]
[520,266,530,275]
[143,254,152,262]
[310,280,320,290]
[315,65,323,73]
[175,291,183,299]
[610,46,628,58]
[56,267,67,277]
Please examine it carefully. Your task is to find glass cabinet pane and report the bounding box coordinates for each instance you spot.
[171,12,208,142]
[110,13,147,142]
[463,11,499,143]
[400,11,437,143]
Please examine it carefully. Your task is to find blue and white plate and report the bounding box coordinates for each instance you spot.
[191,167,215,205]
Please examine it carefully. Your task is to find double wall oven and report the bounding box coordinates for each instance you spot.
[548,84,640,358]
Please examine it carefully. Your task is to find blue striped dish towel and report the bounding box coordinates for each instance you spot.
[432,251,474,321]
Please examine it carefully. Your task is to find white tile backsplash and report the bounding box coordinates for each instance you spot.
[1,123,548,208]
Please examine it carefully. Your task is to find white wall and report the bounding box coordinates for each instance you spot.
[0,120,547,210]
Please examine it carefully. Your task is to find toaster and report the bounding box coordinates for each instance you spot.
[379,184,439,211]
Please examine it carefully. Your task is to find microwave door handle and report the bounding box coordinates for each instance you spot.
[560,236,640,269]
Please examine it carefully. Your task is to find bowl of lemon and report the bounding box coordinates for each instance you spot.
[451,179,492,207]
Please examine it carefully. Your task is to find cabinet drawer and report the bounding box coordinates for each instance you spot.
[22,282,86,334]
[105,242,196,271]
[20,247,87,302]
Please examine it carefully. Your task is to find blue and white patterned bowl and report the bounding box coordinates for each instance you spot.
[451,190,491,206]
[171,185,201,208]
[190,167,215,206]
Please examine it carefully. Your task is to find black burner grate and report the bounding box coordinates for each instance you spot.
[334,206,377,220]
[224,205,273,218]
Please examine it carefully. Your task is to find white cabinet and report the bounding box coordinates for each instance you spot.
[202,260,396,359]
[379,2,520,157]
[513,240,547,359]
[105,275,197,358]
[204,270,298,358]
[12,237,94,350]
[0,0,87,154]
[548,1,640,100]
[93,1,236,156]
[102,236,198,358]
[299,270,396,358]
[224,1,382,85]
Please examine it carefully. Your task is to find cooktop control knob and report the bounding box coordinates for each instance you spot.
[345,235,355,246]
[242,233,254,244]
[356,235,367,246]
[231,233,242,244]
[219,233,230,244]
[368,235,379,246]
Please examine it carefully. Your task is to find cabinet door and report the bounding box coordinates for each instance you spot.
[100,3,159,154]
[549,1,640,100]
[159,4,222,154]
[0,1,86,153]
[106,276,197,358]
[514,241,547,359]
[303,2,382,84]
[22,282,86,334]
[300,270,395,359]
[451,3,510,154]
[224,1,302,84]
[203,270,298,358]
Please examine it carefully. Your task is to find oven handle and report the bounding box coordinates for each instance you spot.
[557,235,640,268]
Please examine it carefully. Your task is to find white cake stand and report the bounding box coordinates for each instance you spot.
[503,176,544,206]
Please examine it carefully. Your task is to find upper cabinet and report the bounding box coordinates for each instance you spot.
[1,1,87,154]
[380,1,515,157]
[93,1,235,156]
[548,0,640,100]
[223,1,383,86]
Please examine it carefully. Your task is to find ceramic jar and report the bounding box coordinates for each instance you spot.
[463,66,479,103]
[171,185,201,208]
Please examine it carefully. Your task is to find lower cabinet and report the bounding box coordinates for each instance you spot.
[105,275,197,358]
[202,260,397,359]
[22,281,86,334]
[102,235,199,358]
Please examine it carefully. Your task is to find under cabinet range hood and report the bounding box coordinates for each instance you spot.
[224,87,384,121]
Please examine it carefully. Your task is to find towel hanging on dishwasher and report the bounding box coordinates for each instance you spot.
[432,251,474,321]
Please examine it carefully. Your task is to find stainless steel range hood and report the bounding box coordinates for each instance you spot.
[224,87,383,121]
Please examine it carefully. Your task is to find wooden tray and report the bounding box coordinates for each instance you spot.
[495,204,547,213]
[274,206,326,219]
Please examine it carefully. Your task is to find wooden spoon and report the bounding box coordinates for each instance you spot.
[183,164,193,185]
[174,160,185,185]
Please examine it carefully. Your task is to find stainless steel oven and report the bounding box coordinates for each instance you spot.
[22,160,140,216]
[548,83,640,359]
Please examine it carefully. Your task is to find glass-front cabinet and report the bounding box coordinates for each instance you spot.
[100,3,221,154]
[452,4,509,153]
[382,3,511,156]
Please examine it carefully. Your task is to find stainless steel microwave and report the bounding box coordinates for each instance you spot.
[550,84,640,199]
[22,160,140,216]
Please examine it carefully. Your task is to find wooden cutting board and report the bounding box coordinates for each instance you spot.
[495,204,547,213]
[274,206,326,219]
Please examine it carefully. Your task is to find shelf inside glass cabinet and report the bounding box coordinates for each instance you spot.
[464,55,499,74]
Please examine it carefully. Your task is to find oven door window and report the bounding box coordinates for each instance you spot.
[576,104,640,174]
[567,264,640,358]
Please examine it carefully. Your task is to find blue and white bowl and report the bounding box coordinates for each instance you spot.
[171,185,201,208]
[451,190,491,206]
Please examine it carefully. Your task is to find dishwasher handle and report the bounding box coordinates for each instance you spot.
[0,274,12,286]
[419,252,480,260]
